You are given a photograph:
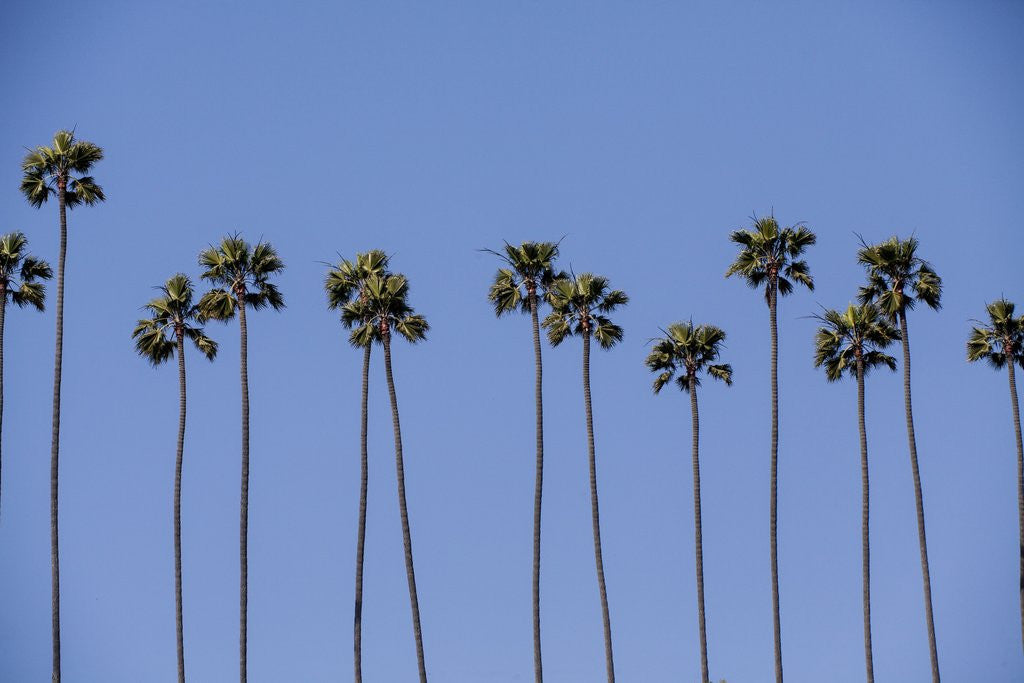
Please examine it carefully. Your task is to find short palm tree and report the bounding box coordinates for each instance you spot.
[198,236,284,683]
[485,240,563,683]
[543,272,627,683]
[21,129,105,683]
[966,298,1024,654]
[132,274,217,683]
[645,322,733,683]
[324,249,390,683]
[858,235,942,682]
[813,303,899,683]
[724,214,815,683]
[0,231,52,520]
[343,272,429,682]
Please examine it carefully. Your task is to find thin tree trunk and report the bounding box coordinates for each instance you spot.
[50,188,67,683]
[768,281,783,683]
[0,292,6,522]
[856,357,874,683]
[382,332,427,682]
[238,301,250,683]
[1006,360,1024,654]
[690,375,709,683]
[582,333,615,683]
[354,344,370,683]
[175,334,187,683]
[529,291,544,683]
[898,312,939,682]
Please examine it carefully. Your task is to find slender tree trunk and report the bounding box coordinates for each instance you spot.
[529,291,544,683]
[582,333,615,682]
[354,344,370,683]
[856,358,874,683]
[50,187,68,683]
[382,332,427,682]
[898,312,940,682]
[175,335,187,683]
[0,292,6,522]
[238,301,250,683]
[689,375,709,683]
[768,281,783,683]
[1006,360,1024,654]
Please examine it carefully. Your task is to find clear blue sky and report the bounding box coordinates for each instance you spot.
[1,1,1022,681]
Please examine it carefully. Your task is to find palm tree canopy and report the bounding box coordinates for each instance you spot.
[485,240,565,316]
[133,274,218,366]
[724,214,816,303]
[342,272,428,348]
[325,249,390,311]
[0,231,52,310]
[813,303,899,382]
[857,235,942,318]
[645,321,733,393]
[967,298,1024,371]
[542,273,628,349]
[198,235,285,320]
[20,130,105,209]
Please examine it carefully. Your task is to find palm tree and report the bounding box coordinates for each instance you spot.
[0,231,52,520]
[132,274,217,683]
[543,272,627,683]
[324,249,390,683]
[20,129,105,683]
[198,236,284,683]
[485,240,562,683]
[857,235,942,682]
[813,303,899,683]
[725,214,815,683]
[343,272,429,682]
[645,321,733,683]
[966,298,1024,653]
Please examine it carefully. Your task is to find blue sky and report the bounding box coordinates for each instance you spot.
[1,1,1022,681]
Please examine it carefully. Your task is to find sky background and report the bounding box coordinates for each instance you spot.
[1,1,1023,681]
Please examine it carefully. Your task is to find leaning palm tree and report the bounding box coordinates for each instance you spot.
[485,240,563,683]
[0,231,52,520]
[20,129,105,683]
[966,298,1024,654]
[324,249,390,683]
[645,321,733,683]
[543,272,627,683]
[343,272,429,682]
[725,214,815,683]
[132,274,217,683]
[198,236,284,683]
[857,235,942,682]
[813,303,899,683]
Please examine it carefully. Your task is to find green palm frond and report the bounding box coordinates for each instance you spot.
[645,321,733,394]
[967,298,1024,371]
[347,271,429,347]
[485,240,563,317]
[856,235,943,319]
[725,213,816,303]
[198,234,285,322]
[542,272,628,349]
[813,303,899,382]
[325,250,391,347]
[0,231,52,311]
[20,130,105,210]
[133,274,218,366]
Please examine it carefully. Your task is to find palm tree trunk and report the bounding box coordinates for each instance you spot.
[582,333,615,683]
[529,291,545,683]
[856,358,874,683]
[0,292,6,522]
[689,375,709,683]
[898,312,940,682]
[175,335,187,683]
[1006,360,1024,654]
[50,187,68,683]
[768,281,783,683]
[354,344,370,683]
[238,301,250,683]
[382,332,428,682]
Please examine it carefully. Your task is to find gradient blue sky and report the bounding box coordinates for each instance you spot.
[1,1,1023,681]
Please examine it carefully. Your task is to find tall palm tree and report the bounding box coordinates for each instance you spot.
[343,272,429,682]
[485,240,562,683]
[813,303,899,683]
[198,236,284,683]
[645,322,733,683]
[324,249,390,683]
[20,129,105,683]
[0,231,52,520]
[966,298,1024,653]
[858,235,942,682]
[543,272,628,683]
[725,214,815,683]
[132,274,217,683]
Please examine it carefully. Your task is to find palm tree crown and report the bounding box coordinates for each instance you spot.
[0,232,52,309]
[967,299,1024,370]
[646,322,733,392]
[813,304,899,382]
[486,241,564,316]
[543,273,628,348]
[198,235,285,318]
[20,130,105,208]
[342,273,429,346]
[857,236,942,317]
[132,274,218,364]
[326,250,391,313]
[724,215,816,301]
